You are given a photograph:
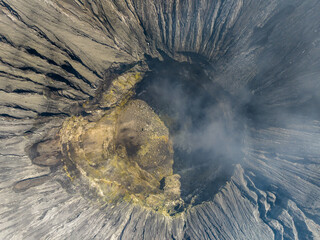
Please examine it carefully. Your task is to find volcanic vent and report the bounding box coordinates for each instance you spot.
[1,0,319,239]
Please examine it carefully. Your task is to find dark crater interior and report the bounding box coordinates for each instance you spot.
[136,55,245,205]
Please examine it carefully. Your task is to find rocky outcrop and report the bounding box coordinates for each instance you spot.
[59,99,182,214]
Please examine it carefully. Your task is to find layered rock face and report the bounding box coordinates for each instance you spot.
[1,0,320,239]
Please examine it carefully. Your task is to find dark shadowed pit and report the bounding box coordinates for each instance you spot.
[135,55,245,206]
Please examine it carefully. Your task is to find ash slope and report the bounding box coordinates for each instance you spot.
[0,0,320,239]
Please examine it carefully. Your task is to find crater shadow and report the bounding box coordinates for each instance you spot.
[135,55,245,206]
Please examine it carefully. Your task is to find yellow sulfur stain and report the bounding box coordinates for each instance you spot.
[63,164,75,181]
